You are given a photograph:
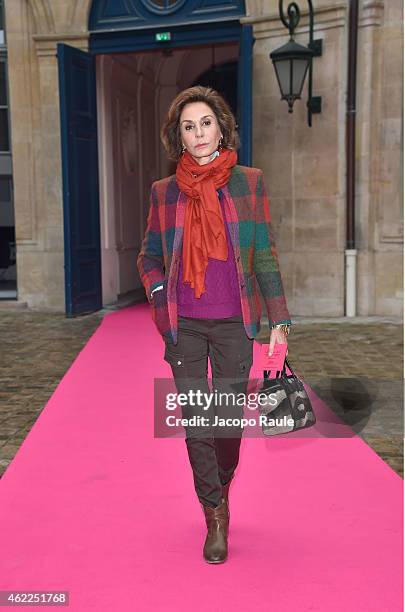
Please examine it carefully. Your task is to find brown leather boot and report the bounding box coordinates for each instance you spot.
[222,479,232,506]
[222,476,234,520]
[201,497,229,563]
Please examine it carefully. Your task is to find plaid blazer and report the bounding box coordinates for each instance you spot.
[137,164,292,345]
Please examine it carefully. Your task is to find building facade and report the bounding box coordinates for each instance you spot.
[2,0,403,316]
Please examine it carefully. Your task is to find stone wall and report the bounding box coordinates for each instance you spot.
[4,0,403,315]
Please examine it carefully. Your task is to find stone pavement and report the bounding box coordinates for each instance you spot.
[0,307,403,479]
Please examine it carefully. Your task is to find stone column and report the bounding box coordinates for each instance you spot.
[5,0,89,309]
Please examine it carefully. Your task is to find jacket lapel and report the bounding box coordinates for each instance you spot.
[173,189,187,256]
[221,181,241,255]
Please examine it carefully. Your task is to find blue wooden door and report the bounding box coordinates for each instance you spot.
[57,43,102,316]
[237,24,254,166]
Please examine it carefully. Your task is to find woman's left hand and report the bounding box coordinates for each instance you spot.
[268,328,289,357]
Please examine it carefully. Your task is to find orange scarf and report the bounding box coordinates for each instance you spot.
[176,147,238,299]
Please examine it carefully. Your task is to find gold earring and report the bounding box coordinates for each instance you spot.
[218,137,223,150]
[182,144,186,154]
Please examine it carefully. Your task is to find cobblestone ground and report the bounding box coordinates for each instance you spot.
[0,308,403,479]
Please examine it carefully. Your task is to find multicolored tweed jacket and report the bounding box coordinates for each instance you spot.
[137,164,292,345]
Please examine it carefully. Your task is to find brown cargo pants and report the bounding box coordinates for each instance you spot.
[163,315,254,508]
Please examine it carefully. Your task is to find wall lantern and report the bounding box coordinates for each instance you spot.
[270,1,323,126]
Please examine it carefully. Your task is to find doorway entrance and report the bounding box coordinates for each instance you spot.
[57,4,252,315]
[96,42,240,307]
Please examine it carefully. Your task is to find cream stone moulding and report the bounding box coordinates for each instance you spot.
[32,34,89,57]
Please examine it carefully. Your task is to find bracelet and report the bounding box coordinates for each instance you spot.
[270,323,291,336]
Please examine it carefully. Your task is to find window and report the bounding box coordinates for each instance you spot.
[140,0,184,14]
[0,59,9,151]
[149,0,179,7]
[0,0,9,153]
[0,0,5,46]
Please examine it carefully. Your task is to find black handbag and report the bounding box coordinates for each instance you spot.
[257,357,316,436]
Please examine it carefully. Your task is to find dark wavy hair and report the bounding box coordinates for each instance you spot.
[160,85,241,162]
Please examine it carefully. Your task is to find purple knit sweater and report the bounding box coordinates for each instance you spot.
[177,189,243,319]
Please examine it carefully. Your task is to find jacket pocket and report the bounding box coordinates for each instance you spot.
[238,351,253,375]
[164,344,186,368]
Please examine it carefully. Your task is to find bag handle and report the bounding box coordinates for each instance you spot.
[282,356,299,378]
[264,356,297,380]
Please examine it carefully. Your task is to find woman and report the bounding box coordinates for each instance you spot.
[137,86,292,564]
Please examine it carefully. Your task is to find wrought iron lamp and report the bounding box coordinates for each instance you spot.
[270,1,322,126]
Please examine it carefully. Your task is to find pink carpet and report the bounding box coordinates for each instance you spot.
[0,303,402,611]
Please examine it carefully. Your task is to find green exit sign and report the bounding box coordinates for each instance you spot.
[155,32,171,42]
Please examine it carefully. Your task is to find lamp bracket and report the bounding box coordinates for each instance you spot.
[307,96,322,114]
[308,38,323,57]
